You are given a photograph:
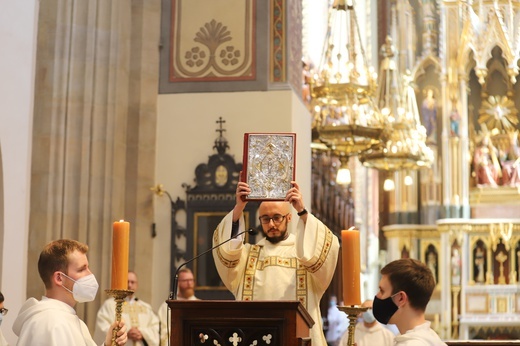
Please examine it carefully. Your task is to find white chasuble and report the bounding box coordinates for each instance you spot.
[213,211,340,346]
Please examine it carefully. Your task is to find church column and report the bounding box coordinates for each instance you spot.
[458,75,471,218]
[440,4,451,217]
[29,0,159,329]
[441,0,467,219]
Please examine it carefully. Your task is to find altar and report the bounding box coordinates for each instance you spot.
[383,219,520,340]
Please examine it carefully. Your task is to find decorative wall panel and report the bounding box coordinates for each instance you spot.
[170,0,255,82]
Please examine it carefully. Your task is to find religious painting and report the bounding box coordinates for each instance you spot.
[193,211,251,289]
[451,241,462,286]
[425,244,439,284]
[473,240,487,284]
[493,240,509,285]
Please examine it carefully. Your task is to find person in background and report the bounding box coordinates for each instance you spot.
[12,239,127,345]
[325,295,348,346]
[157,268,199,346]
[213,181,340,345]
[95,271,159,346]
[0,292,8,346]
[373,258,447,346]
[338,299,394,346]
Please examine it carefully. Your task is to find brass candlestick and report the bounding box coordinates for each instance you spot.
[105,289,134,346]
[338,305,369,346]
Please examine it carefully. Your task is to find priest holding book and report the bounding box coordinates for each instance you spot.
[213,180,340,345]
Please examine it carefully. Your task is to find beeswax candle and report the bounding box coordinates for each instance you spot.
[341,228,361,306]
[111,220,130,290]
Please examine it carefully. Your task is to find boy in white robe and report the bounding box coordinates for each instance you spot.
[372,258,447,346]
[338,299,395,346]
[12,239,127,346]
[213,181,340,346]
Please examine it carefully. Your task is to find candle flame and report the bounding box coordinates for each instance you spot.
[348,226,356,230]
[119,219,124,222]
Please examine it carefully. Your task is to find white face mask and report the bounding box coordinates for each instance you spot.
[60,272,99,303]
[363,309,376,324]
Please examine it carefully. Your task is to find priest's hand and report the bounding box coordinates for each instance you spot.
[128,326,144,341]
[286,181,307,222]
[105,320,128,346]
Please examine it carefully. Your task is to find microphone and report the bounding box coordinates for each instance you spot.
[169,227,257,300]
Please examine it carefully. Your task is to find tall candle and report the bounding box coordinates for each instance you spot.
[341,228,361,306]
[111,220,130,290]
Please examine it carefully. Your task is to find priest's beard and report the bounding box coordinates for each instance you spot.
[265,228,288,244]
[179,288,195,299]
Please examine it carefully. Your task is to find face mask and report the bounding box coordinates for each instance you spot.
[0,314,3,326]
[362,309,376,324]
[373,293,399,324]
[60,272,99,303]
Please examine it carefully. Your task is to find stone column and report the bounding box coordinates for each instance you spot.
[29,0,160,329]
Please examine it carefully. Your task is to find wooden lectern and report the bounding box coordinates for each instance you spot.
[166,300,314,346]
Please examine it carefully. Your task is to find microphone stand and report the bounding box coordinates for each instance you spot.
[169,228,256,300]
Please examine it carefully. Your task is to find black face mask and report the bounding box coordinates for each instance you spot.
[373,293,399,324]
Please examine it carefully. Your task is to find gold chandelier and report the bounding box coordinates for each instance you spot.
[359,36,433,170]
[310,0,384,161]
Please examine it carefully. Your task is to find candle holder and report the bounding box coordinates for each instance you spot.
[105,289,134,346]
[337,305,369,346]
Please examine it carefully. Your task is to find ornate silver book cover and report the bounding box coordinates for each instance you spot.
[242,133,296,201]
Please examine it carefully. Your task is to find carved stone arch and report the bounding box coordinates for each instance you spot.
[457,20,477,70]
[478,47,512,120]
[487,47,509,75]
[458,49,477,80]
[411,55,441,82]
[480,9,514,64]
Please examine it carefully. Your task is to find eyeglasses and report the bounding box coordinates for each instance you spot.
[0,308,8,316]
[259,213,289,225]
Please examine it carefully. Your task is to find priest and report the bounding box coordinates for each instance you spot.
[213,181,340,345]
